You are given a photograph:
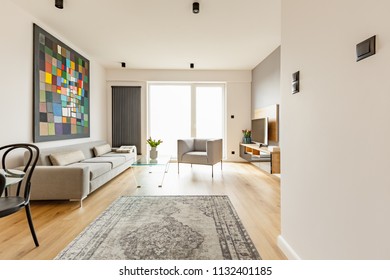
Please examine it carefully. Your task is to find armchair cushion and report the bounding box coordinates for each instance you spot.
[182,151,208,164]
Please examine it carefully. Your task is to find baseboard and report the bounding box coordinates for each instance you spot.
[277,235,301,260]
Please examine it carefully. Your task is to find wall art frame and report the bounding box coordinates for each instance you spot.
[33,24,90,142]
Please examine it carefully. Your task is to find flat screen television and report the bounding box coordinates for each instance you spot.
[251,117,268,146]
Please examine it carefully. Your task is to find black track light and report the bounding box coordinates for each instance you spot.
[121,62,126,68]
[190,63,194,69]
[193,2,200,14]
[55,0,63,9]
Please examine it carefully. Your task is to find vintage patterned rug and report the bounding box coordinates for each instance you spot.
[55,195,261,260]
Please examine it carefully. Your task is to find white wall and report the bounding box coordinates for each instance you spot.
[106,69,251,160]
[279,0,390,259]
[0,0,107,165]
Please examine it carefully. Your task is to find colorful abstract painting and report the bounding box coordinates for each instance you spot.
[33,24,90,142]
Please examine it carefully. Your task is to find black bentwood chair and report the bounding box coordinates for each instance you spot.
[0,143,40,247]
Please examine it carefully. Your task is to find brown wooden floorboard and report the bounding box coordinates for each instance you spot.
[0,162,286,260]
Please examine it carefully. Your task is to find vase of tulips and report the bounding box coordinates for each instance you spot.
[146,137,163,159]
[242,129,252,144]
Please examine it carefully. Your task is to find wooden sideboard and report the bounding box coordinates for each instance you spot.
[239,143,280,174]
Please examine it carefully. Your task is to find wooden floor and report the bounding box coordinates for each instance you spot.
[0,162,286,260]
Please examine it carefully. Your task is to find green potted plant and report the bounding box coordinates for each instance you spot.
[146,137,163,159]
[242,129,252,144]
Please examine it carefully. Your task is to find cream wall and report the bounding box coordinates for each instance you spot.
[0,0,250,164]
[279,0,390,259]
[0,0,107,165]
[106,69,251,160]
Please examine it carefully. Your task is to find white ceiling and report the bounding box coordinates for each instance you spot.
[13,0,281,70]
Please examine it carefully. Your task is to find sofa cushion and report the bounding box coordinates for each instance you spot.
[100,152,135,162]
[49,150,85,166]
[70,162,112,180]
[194,139,207,151]
[93,144,112,156]
[83,156,125,169]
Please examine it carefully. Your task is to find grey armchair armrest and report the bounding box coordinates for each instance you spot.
[177,139,195,162]
[206,139,223,165]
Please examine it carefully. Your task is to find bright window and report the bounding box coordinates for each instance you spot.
[148,84,191,157]
[148,83,225,158]
[195,85,224,139]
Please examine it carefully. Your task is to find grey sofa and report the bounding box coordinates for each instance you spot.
[177,138,223,177]
[27,140,136,206]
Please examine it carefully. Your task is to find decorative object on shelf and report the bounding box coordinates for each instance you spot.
[242,129,252,144]
[146,137,163,159]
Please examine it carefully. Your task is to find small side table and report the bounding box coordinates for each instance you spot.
[131,156,171,188]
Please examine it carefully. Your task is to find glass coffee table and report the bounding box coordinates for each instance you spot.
[131,155,171,188]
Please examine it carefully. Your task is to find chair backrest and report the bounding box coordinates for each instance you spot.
[0,172,5,197]
[194,139,208,151]
[0,143,40,201]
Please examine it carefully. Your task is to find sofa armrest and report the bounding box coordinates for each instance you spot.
[206,139,223,164]
[30,165,90,201]
[177,139,195,162]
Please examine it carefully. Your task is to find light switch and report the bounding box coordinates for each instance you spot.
[356,35,376,62]
[292,71,300,94]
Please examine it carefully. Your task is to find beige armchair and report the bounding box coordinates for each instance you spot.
[177,138,223,177]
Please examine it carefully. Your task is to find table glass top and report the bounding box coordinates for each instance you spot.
[132,155,171,166]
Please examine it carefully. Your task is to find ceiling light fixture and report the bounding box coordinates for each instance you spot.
[190,63,194,69]
[55,0,64,9]
[121,62,126,68]
[193,2,200,14]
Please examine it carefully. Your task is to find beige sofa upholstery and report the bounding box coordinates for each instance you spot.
[177,138,223,177]
[27,140,136,205]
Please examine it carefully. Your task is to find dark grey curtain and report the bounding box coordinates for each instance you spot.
[112,86,141,153]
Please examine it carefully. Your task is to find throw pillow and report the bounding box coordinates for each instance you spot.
[93,143,112,156]
[115,146,135,153]
[49,150,85,166]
